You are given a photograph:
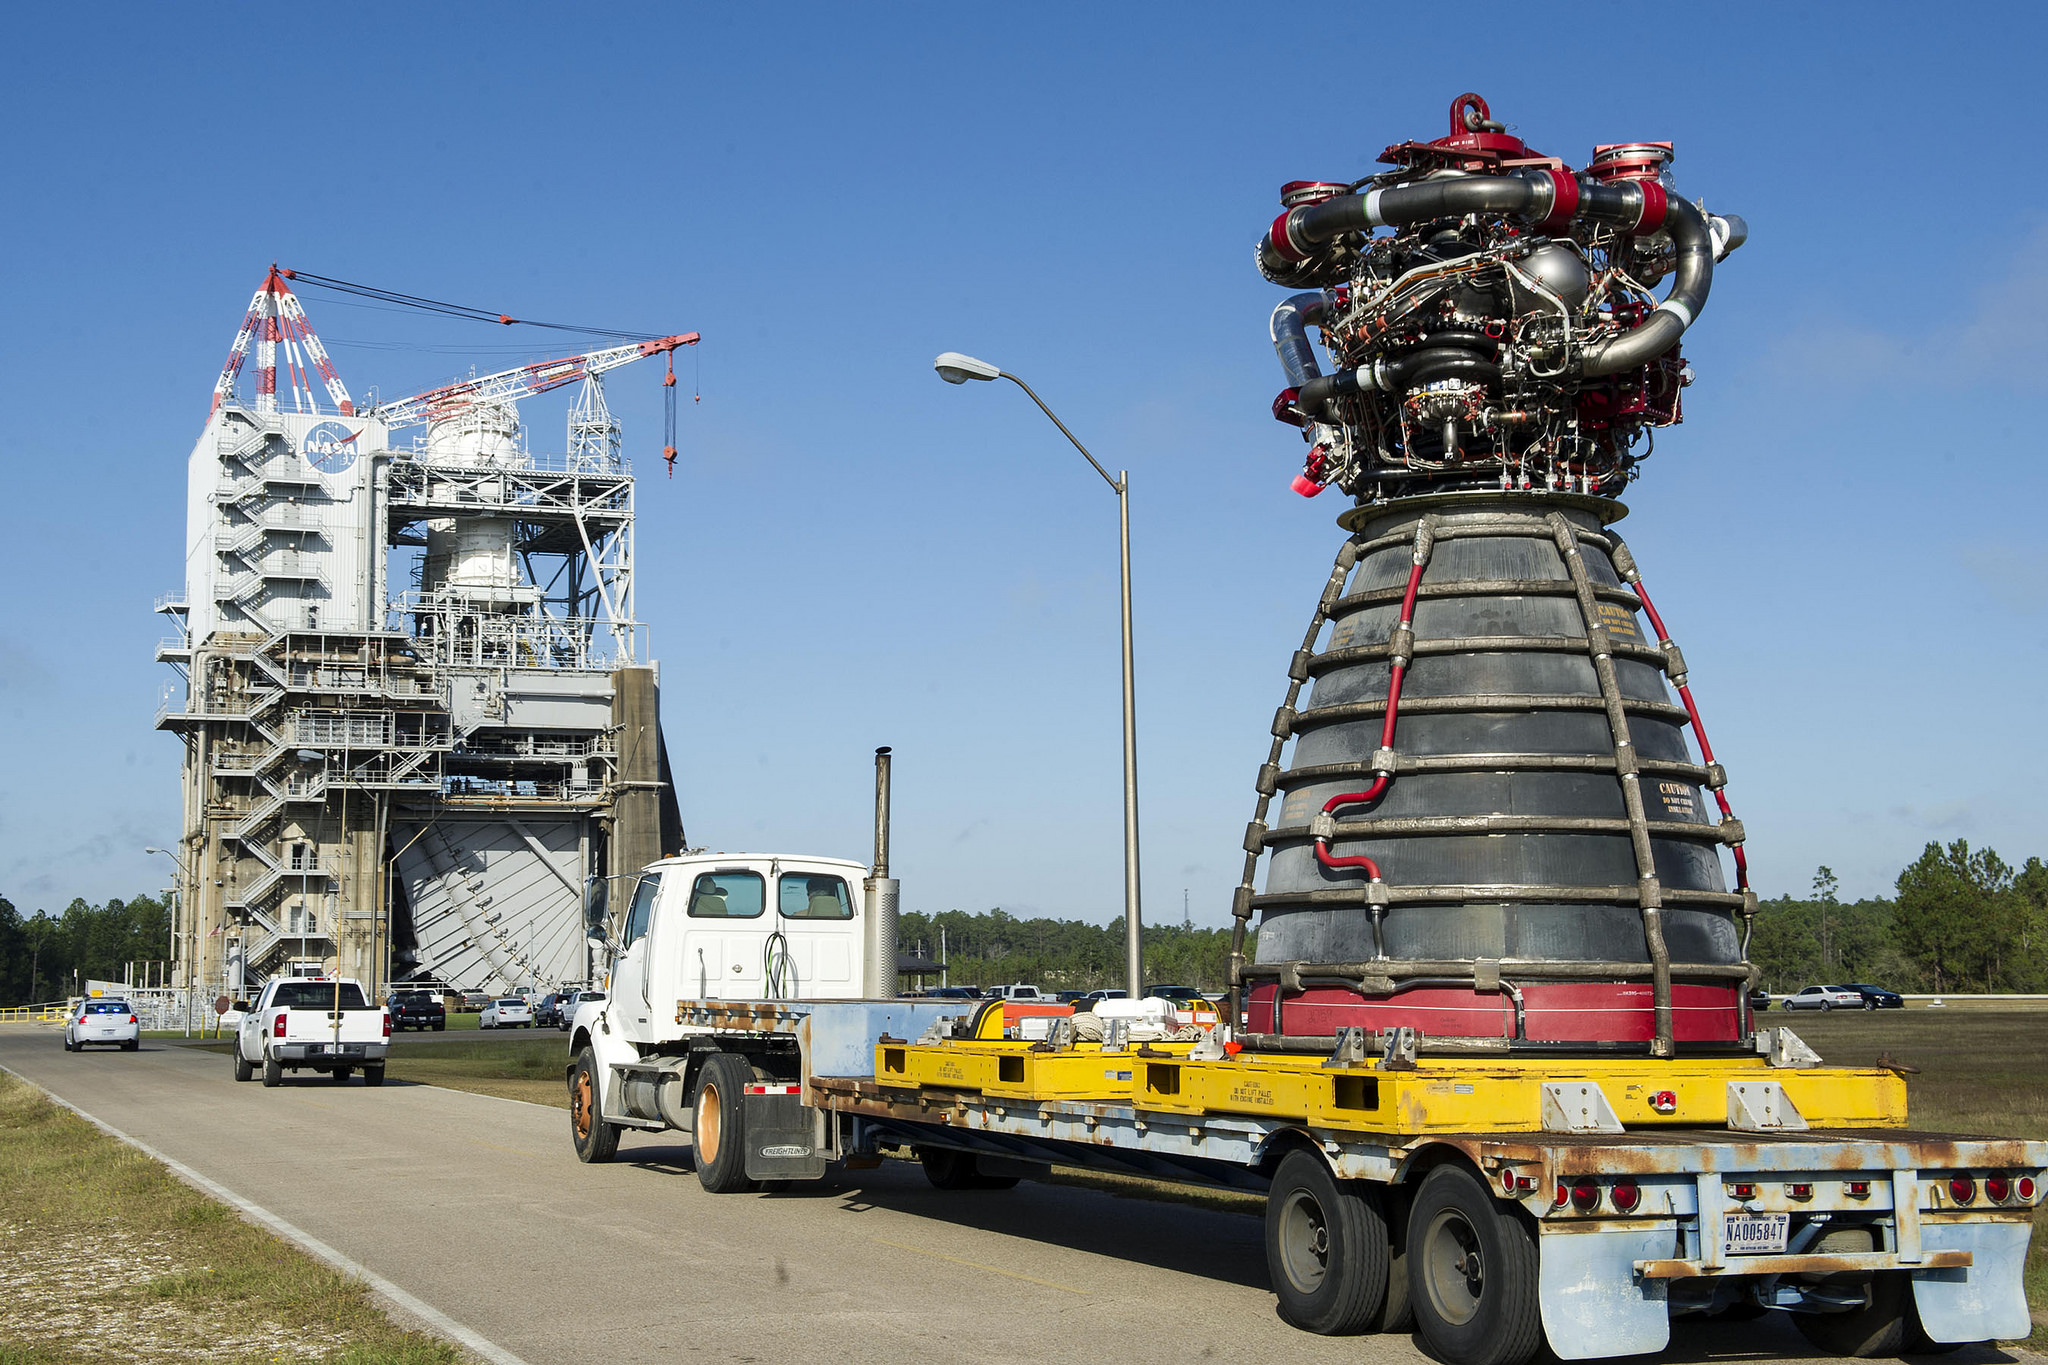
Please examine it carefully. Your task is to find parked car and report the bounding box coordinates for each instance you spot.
[480,998,533,1029]
[1783,984,1866,1011]
[532,992,564,1027]
[1840,983,1905,1010]
[65,999,139,1052]
[1146,984,1222,1025]
[559,989,606,1031]
[991,984,1047,1002]
[461,991,492,1013]
[917,986,982,1001]
[388,991,446,1032]
[1747,987,1772,1013]
[1054,990,1091,1004]
[1083,989,1128,1003]
[1145,985,1207,1004]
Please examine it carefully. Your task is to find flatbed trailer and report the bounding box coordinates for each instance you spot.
[567,996,2044,1365]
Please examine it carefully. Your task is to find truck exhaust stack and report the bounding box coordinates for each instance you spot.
[863,746,899,999]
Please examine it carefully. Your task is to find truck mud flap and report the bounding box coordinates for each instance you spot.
[743,1085,827,1181]
[1913,1221,2032,1344]
[1538,1223,1673,1360]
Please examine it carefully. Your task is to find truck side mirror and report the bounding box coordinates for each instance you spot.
[232,1000,250,1012]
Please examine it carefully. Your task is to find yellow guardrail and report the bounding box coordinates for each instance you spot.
[0,1005,71,1024]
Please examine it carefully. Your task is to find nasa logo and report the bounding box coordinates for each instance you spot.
[302,420,360,473]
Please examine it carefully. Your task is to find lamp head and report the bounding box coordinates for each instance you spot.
[934,351,1000,384]
[145,847,162,855]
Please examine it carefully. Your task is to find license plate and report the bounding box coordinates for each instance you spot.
[1725,1212,1789,1255]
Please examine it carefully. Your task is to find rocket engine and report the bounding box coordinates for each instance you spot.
[1232,94,1754,1057]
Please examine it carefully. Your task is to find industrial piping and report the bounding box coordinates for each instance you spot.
[1261,172,1726,379]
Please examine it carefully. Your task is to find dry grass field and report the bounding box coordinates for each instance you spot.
[0,1072,461,1365]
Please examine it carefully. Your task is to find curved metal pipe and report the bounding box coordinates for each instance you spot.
[1579,196,1713,376]
[1270,291,1334,389]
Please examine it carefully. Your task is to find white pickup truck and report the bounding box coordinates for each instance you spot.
[232,977,391,1087]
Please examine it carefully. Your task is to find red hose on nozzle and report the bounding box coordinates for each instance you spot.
[1630,577,1749,892]
[1313,558,1425,877]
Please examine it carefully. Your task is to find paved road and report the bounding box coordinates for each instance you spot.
[0,1027,2031,1365]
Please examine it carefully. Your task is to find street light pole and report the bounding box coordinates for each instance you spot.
[933,354,1144,998]
[145,845,195,1033]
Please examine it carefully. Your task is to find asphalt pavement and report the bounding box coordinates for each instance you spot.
[0,1025,2033,1365]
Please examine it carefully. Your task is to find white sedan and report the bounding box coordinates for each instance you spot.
[65,1000,140,1051]
[480,998,533,1029]
[1782,984,1866,1012]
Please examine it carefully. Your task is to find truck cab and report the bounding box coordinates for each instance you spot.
[603,852,871,1045]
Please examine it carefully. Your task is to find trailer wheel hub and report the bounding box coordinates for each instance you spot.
[1276,1190,1331,1291]
[1423,1209,1487,1326]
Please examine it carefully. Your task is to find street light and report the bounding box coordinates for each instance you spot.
[146,845,195,1033]
[932,352,1144,999]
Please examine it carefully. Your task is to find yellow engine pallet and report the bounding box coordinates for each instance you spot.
[873,1038,1906,1137]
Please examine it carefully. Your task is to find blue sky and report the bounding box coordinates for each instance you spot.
[3,4,2043,927]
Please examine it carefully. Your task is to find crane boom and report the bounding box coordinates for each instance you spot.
[371,332,699,431]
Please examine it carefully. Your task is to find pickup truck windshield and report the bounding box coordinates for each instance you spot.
[270,983,370,1009]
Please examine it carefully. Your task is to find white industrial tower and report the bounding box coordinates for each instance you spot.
[158,267,692,1000]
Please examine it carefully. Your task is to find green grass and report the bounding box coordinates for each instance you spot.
[0,1072,464,1364]
[384,1035,569,1108]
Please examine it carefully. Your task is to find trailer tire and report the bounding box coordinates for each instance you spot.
[1407,1164,1543,1365]
[1793,1271,1910,1357]
[692,1052,758,1193]
[569,1047,620,1163]
[1903,1294,1961,1354]
[232,1048,253,1082]
[262,1055,283,1088]
[1265,1149,1390,1334]
[916,1147,1018,1191]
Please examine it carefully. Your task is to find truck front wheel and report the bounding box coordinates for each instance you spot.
[569,1047,620,1163]
[232,1047,253,1083]
[261,1054,283,1088]
[692,1052,758,1193]
[1407,1164,1543,1365]
[1265,1148,1390,1334]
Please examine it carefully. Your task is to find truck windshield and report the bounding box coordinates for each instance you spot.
[270,983,369,1009]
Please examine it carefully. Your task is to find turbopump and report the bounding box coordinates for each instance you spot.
[1231,94,1756,1059]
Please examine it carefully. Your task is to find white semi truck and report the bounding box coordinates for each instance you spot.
[563,761,2044,1365]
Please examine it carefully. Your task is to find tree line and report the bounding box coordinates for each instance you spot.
[5,839,2040,1005]
[897,906,1248,993]
[0,894,172,1005]
[1750,842,2047,994]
